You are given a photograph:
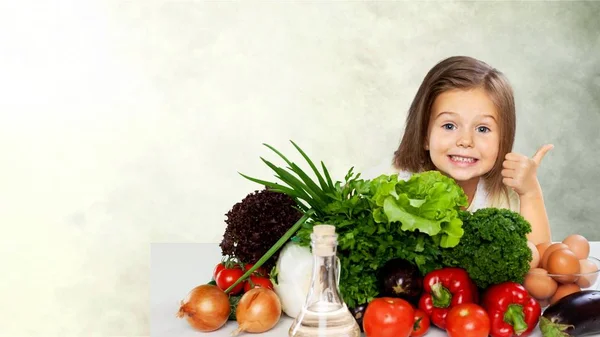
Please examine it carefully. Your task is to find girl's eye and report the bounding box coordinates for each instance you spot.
[477,126,491,133]
[442,123,456,130]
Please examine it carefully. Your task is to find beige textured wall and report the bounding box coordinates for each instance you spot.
[0,1,598,335]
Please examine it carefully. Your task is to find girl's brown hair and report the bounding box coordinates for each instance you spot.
[393,56,516,202]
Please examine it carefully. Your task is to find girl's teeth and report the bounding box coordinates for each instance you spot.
[451,156,475,163]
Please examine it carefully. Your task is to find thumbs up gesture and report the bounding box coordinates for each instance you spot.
[502,144,554,196]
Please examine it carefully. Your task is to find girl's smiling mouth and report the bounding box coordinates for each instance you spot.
[448,155,479,165]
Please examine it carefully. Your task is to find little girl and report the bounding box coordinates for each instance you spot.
[378,56,552,245]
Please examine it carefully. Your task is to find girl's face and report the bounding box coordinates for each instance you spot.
[426,87,500,185]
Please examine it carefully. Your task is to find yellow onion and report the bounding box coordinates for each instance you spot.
[176,284,230,332]
[232,287,282,335]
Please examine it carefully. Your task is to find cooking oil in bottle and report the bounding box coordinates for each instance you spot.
[288,225,360,337]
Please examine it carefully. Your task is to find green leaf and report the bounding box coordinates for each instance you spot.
[409,198,427,208]
[289,140,330,192]
[262,143,329,203]
[383,197,442,235]
[262,143,295,167]
[289,162,328,201]
[321,161,334,190]
[372,171,467,247]
[261,157,327,209]
[238,173,301,198]
[344,167,355,182]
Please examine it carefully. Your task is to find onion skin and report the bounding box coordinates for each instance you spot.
[233,287,282,335]
[177,284,230,332]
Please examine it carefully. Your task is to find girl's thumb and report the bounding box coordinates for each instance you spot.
[532,144,554,165]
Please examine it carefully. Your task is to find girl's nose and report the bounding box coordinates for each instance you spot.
[457,132,474,148]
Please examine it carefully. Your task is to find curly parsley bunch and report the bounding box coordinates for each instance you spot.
[441,208,533,289]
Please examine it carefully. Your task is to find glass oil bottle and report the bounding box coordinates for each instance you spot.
[288,224,360,337]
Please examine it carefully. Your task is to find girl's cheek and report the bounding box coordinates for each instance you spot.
[484,138,501,156]
[433,136,456,149]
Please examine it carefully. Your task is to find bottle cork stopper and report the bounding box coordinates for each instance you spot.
[312,225,336,256]
[313,224,336,236]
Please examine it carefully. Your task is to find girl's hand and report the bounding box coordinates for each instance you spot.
[501,144,553,197]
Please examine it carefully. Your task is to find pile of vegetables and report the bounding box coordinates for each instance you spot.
[358,275,540,337]
[239,141,534,308]
[175,141,600,337]
[176,192,312,335]
[290,171,468,308]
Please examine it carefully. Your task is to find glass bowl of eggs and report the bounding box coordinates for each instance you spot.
[523,234,599,308]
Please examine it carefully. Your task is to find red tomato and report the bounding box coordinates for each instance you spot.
[446,303,490,337]
[243,263,268,277]
[215,267,245,295]
[243,276,274,292]
[213,263,226,280]
[411,309,430,337]
[363,297,415,337]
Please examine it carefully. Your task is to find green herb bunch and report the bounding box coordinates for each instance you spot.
[441,208,533,289]
[241,141,469,308]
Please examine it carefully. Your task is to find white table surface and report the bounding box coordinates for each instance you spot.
[151,242,600,337]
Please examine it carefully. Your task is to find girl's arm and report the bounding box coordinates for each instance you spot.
[519,181,552,245]
[502,144,554,245]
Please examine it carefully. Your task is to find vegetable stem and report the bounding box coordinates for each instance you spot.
[431,282,452,308]
[503,304,528,335]
[224,210,315,294]
[539,316,573,337]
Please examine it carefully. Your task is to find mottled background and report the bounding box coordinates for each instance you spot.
[0,1,598,336]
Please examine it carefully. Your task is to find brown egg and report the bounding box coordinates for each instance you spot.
[562,234,590,260]
[523,268,558,300]
[576,259,599,288]
[547,249,580,284]
[537,242,552,262]
[527,241,540,270]
[550,283,580,304]
[541,243,569,269]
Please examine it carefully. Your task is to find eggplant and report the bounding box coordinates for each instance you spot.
[378,258,423,305]
[540,290,600,337]
[350,303,368,332]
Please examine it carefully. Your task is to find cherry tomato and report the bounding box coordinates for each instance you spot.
[213,263,226,280]
[243,263,268,277]
[243,276,274,292]
[446,303,490,337]
[215,267,245,295]
[411,309,430,337]
[363,297,415,337]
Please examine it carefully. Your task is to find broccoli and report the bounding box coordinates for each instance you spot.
[441,208,533,289]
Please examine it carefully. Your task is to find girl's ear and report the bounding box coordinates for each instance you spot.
[424,139,430,150]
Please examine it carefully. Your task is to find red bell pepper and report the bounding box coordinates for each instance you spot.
[482,282,541,337]
[418,267,479,330]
